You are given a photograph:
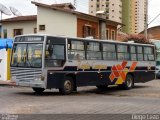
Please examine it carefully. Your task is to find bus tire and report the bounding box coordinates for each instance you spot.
[32,88,45,94]
[96,85,108,90]
[119,74,134,90]
[59,76,74,95]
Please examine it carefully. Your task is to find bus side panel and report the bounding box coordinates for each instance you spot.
[76,72,100,86]
[76,71,113,87]
[47,72,65,89]
[134,71,155,83]
[100,72,114,85]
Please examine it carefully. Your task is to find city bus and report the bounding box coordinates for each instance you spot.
[11,35,156,95]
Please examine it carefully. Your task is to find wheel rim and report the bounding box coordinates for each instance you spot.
[126,77,132,88]
[64,80,72,92]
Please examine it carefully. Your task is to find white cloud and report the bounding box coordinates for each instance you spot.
[148,0,160,27]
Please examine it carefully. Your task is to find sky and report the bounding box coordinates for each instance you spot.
[0,0,160,28]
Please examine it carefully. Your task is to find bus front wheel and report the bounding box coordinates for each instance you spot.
[32,87,45,94]
[119,74,134,90]
[59,76,74,95]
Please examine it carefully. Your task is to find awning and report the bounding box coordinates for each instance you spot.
[0,39,13,50]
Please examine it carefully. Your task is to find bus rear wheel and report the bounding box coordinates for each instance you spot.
[119,74,134,90]
[59,76,74,95]
[32,87,45,94]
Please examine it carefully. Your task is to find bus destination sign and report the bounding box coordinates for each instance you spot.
[14,36,44,42]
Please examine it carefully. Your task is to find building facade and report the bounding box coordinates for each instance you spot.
[34,2,120,40]
[1,16,37,39]
[122,0,147,34]
[89,0,147,34]
[1,2,120,40]
[89,0,122,23]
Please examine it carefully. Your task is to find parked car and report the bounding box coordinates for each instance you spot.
[155,66,160,79]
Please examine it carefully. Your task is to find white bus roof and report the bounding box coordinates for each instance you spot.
[14,34,155,47]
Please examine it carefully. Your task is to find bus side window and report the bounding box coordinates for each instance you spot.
[137,46,143,61]
[68,39,85,60]
[130,46,137,61]
[144,47,154,61]
[86,42,102,60]
[117,44,129,60]
[103,43,116,60]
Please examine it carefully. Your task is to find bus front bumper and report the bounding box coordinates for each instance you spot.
[11,77,46,88]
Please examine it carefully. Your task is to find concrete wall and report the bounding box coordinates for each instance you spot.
[2,21,37,39]
[0,49,7,81]
[37,6,77,37]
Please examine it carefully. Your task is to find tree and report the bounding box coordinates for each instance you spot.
[118,34,150,44]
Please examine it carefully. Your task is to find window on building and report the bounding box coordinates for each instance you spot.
[111,30,116,40]
[34,28,37,33]
[13,29,23,37]
[3,29,7,38]
[83,25,95,38]
[106,29,109,39]
[39,25,45,31]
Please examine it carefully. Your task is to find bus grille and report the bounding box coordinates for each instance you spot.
[11,67,42,82]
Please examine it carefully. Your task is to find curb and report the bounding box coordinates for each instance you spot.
[0,80,15,86]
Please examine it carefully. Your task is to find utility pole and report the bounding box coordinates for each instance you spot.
[144,0,148,39]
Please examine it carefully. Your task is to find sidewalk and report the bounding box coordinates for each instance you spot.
[0,80,15,86]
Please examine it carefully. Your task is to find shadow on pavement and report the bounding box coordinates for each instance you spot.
[13,84,150,97]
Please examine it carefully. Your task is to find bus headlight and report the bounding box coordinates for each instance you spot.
[35,75,45,81]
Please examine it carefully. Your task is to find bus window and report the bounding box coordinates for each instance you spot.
[137,46,143,61]
[103,43,116,60]
[130,46,137,61]
[144,47,154,61]
[11,43,43,68]
[87,42,102,60]
[68,40,85,60]
[45,37,65,67]
[28,44,43,68]
[117,44,129,60]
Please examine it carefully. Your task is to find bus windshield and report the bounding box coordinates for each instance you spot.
[11,43,43,68]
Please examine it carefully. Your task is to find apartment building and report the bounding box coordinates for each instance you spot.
[122,0,147,34]
[89,0,122,23]
[89,0,147,34]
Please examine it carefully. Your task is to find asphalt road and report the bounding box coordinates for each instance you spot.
[0,80,160,120]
